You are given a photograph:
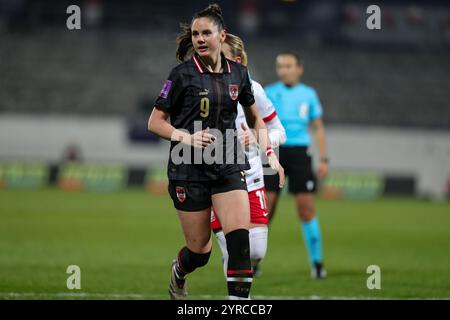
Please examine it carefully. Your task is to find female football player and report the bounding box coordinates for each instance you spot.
[148,4,284,299]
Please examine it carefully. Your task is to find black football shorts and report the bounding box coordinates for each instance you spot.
[168,170,247,212]
[264,146,317,194]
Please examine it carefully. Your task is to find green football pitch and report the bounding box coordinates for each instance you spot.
[1,188,449,299]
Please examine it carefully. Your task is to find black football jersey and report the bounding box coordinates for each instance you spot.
[154,52,255,181]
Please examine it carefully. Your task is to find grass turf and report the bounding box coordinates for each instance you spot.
[1,188,449,299]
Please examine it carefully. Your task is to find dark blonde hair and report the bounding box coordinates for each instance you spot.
[224,33,248,66]
[176,4,226,62]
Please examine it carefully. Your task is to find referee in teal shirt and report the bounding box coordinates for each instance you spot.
[264,51,329,279]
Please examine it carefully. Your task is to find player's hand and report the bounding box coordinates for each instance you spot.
[267,152,285,188]
[191,127,215,148]
[239,123,256,146]
[318,161,328,179]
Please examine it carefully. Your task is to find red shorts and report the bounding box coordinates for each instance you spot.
[211,187,269,231]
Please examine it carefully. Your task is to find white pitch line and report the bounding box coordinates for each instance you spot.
[0,292,449,300]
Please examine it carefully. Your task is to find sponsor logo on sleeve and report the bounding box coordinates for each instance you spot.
[159,80,173,99]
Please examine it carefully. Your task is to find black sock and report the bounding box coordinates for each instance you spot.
[225,229,253,299]
[175,246,211,279]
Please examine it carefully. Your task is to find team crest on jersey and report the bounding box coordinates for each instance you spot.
[176,186,186,203]
[229,85,239,101]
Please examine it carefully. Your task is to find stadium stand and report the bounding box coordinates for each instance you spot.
[1,30,449,129]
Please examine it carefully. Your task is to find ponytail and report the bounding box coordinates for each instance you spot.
[176,23,193,62]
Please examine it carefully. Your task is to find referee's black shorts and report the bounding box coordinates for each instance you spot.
[168,171,247,212]
[265,146,317,194]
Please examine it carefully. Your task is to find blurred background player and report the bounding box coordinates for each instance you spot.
[264,51,329,279]
[211,33,286,278]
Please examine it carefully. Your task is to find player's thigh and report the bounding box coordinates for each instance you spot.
[265,190,279,216]
[211,171,250,234]
[212,189,250,235]
[177,208,212,253]
[211,171,250,235]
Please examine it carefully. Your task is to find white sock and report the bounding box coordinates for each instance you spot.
[249,226,268,266]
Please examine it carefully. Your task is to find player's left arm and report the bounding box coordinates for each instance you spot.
[310,118,328,179]
[309,89,328,179]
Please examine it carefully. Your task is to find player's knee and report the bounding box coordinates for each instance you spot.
[298,203,315,221]
[249,227,268,262]
[178,246,211,273]
[225,229,251,271]
[299,211,314,222]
